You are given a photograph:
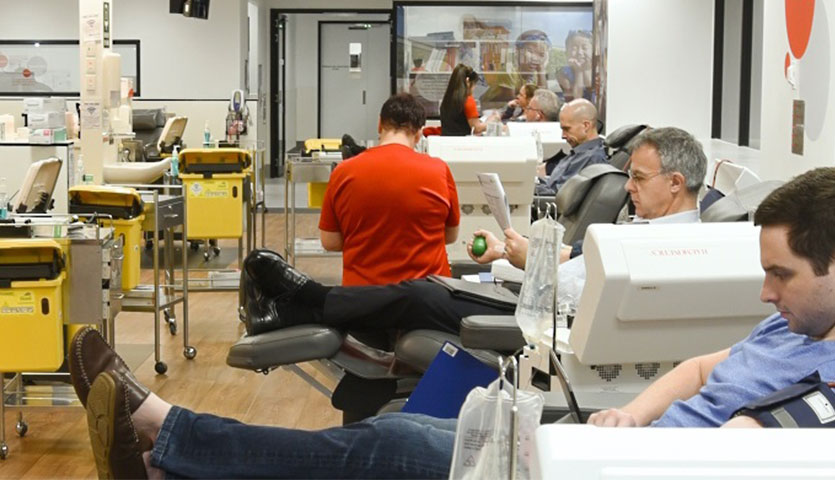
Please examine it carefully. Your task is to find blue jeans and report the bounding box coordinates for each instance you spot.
[151,407,457,479]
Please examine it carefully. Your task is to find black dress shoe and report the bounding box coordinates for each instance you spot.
[241,263,284,336]
[243,249,310,300]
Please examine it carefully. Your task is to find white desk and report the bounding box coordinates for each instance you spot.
[0,141,74,213]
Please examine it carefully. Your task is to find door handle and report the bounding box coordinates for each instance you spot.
[362,90,366,105]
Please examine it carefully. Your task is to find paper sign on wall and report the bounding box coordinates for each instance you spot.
[349,43,362,72]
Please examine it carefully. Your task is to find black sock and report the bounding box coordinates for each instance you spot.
[296,281,331,307]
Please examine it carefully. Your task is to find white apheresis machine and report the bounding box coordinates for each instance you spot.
[532,425,835,479]
[506,121,570,159]
[520,222,775,410]
[427,136,538,262]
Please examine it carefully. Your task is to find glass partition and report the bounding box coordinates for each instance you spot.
[394,2,594,117]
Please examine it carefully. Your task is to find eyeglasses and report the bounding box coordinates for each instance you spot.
[525,107,544,117]
[626,169,665,184]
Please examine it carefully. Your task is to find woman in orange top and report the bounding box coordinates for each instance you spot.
[439,64,487,136]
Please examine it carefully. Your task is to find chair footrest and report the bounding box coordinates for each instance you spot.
[460,315,526,352]
[226,325,343,370]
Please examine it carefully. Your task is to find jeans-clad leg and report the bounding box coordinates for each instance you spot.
[151,408,457,479]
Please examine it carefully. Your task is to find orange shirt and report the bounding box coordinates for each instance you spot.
[319,143,460,286]
[463,95,479,119]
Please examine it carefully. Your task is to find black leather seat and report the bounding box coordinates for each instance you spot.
[556,164,629,245]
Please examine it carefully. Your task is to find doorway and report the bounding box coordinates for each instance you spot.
[270,9,391,177]
[318,22,390,143]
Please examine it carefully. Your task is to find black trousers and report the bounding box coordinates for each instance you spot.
[322,279,515,335]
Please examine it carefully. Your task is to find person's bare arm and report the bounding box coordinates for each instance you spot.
[468,117,487,135]
[588,348,731,427]
[320,230,344,251]
[503,228,528,269]
[445,225,459,244]
[721,415,763,428]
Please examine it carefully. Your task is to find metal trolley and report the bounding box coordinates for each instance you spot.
[116,185,194,374]
[0,217,119,460]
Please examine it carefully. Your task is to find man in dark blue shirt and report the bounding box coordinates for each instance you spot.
[535,98,608,195]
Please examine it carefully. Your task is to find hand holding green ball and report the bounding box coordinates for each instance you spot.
[471,235,487,257]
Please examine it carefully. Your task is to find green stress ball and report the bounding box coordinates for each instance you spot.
[472,235,487,257]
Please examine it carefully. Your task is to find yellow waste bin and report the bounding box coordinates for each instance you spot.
[69,185,144,291]
[179,148,251,240]
[179,148,251,174]
[180,172,246,239]
[0,239,66,372]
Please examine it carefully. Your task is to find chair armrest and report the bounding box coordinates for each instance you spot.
[460,315,526,352]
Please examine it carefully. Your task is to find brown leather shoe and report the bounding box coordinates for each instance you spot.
[69,327,150,411]
[86,371,150,479]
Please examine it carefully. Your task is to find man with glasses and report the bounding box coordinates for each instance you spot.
[522,88,560,123]
[534,98,608,196]
[473,127,705,268]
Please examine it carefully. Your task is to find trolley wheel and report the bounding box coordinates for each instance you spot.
[238,305,246,323]
[0,442,8,460]
[184,346,197,359]
[164,310,177,335]
[189,241,200,252]
[212,246,221,256]
[154,361,168,375]
[15,420,28,437]
[145,239,154,251]
[203,251,211,261]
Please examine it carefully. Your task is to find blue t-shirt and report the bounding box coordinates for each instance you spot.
[653,313,835,427]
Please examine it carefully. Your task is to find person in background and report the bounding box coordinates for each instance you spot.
[534,98,607,196]
[317,93,459,286]
[500,83,536,121]
[440,63,487,136]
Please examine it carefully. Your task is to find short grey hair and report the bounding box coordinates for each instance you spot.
[632,127,707,195]
[531,89,560,121]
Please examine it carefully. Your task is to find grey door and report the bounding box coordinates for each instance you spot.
[319,22,390,143]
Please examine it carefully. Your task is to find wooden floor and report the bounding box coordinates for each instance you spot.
[0,213,345,479]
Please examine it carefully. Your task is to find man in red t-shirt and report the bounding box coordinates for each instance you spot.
[319,93,460,286]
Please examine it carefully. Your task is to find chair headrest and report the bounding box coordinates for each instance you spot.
[701,180,784,222]
[132,109,167,130]
[605,124,649,150]
[556,163,627,216]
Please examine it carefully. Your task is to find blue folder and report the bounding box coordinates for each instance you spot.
[401,341,498,418]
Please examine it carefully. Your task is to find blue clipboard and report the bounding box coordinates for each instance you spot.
[401,341,497,418]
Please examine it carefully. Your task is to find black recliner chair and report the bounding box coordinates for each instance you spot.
[555,163,629,245]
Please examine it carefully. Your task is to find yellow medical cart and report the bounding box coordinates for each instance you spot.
[0,239,65,459]
[303,138,341,208]
[68,185,145,291]
[179,148,251,240]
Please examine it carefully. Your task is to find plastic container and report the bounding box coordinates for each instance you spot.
[181,172,245,239]
[0,239,66,371]
[68,185,144,291]
[0,177,7,219]
[170,146,180,178]
[308,182,328,209]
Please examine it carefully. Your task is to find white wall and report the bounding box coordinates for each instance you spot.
[758,1,835,181]
[0,0,248,99]
[606,0,714,139]
[721,0,742,143]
